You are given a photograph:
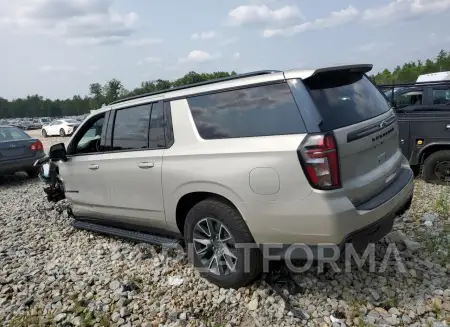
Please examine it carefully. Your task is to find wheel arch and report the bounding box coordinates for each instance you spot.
[174,189,244,236]
[419,142,450,165]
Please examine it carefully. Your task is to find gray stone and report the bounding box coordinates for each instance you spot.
[120,307,130,318]
[248,298,259,311]
[54,313,67,322]
[388,307,400,315]
[402,314,412,324]
[382,316,399,325]
[442,289,450,298]
[371,290,381,301]
[179,312,187,320]
[112,312,121,323]
[72,316,83,327]
[168,312,179,321]
[109,280,121,291]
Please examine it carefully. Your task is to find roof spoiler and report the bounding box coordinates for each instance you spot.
[306,64,373,79]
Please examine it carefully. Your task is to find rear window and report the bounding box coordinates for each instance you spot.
[304,74,390,131]
[186,83,306,139]
[0,127,30,141]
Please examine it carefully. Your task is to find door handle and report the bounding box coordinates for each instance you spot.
[88,164,99,170]
[446,124,450,130]
[137,162,154,169]
[400,139,404,144]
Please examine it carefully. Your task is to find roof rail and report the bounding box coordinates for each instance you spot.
[109,70,281,105]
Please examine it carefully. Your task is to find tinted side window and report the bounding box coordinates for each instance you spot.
[149,102,166,149]
[187,83,305,139]
[432,88,450,105]
[394,90,423,108]
[112,104,151,150]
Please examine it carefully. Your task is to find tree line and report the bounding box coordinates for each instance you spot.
[1,50,449,119]
[371,49,450,84]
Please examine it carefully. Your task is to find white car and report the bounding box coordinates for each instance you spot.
[41,119,80,137]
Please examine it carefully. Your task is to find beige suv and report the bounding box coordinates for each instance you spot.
[47,65,414,288]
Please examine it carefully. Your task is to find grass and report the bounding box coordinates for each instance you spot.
[434,188,450,217]
[416,229,450,266]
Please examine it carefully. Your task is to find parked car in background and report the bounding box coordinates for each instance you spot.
[28,120,43,130]
[19,121,32,130]
[379,80,450,184]
[45,66,414,288]
[0,125,45,177]
[39,118,51,125]
[41,119,80,137]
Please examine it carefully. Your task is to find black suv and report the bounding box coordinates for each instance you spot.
[379,81,450,184]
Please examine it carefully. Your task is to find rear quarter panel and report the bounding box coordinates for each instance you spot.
[162,99,311,232]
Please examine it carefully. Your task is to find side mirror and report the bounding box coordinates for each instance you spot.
[49,143,67,161]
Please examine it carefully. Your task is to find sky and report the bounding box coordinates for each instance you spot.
[1,0,450,100]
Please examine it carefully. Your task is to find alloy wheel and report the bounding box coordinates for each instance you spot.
[193,217,237,276]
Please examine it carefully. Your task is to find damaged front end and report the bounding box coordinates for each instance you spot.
[34,156,66,203]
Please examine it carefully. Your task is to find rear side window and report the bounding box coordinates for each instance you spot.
[304,74,391,131]
[112,104,151,150]
[0,127,30,141]
[432,88,450,105]
[187,83,306,139]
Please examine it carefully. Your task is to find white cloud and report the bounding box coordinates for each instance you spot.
[363,0,450,25]
[137,57,162,65]
[357,41,394,52]
[233,52,241,59]
[263,5,359,37]
[228,4,302,26]
[178,50,221,63]
[126,38,163,47]
[191,31,216,40]
[0,0,139,45]
[219,36,240,46]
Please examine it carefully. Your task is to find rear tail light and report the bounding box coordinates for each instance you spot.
[298,133,341,190]
[30,140,44,151]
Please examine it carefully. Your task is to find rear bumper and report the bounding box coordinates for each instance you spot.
[243,165,414,259]
[264,190,413,260]
[0,153,45,174]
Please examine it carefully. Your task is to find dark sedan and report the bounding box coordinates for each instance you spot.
[0,126,45,177]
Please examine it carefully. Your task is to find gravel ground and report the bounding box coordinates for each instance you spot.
[0,176,449,327]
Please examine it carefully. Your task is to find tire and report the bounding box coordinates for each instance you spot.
[42,129,48,138]
[59,128,66,137]
[26,169,39,178]
[422,150,450,185]
[184,198,262,289]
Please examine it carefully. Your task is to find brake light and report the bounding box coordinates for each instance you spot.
[298,133,341,190]
[30,140,44,151]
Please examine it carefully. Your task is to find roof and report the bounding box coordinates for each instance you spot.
[416,71,450,83]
